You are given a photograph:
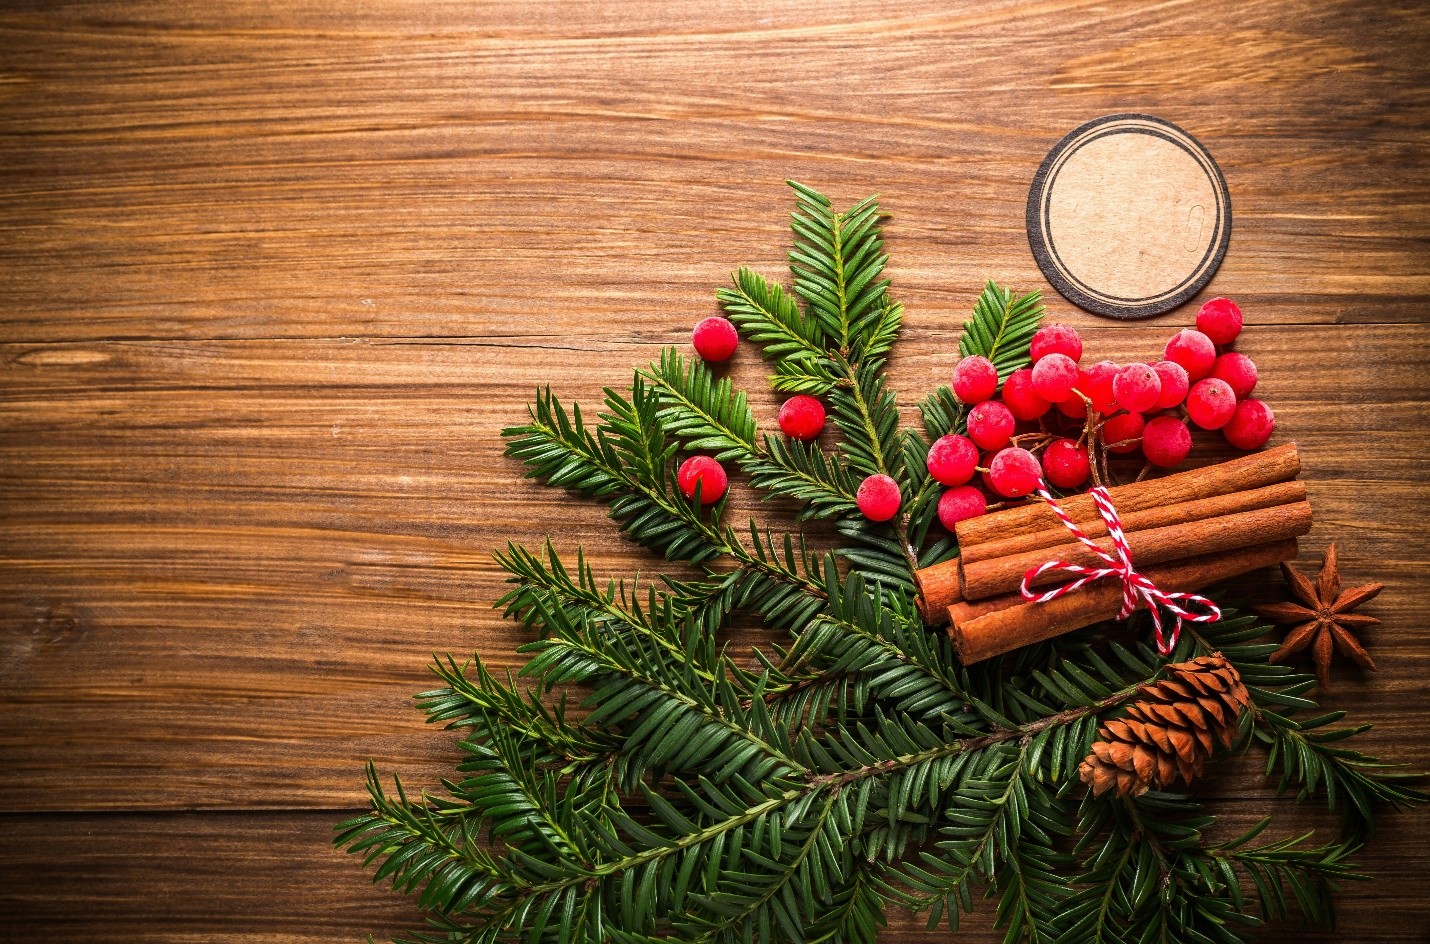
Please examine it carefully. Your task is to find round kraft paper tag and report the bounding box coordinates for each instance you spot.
[1026,114,1232,320]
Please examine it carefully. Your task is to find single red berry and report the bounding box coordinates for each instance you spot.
[1113,363,1163,414]
[1142,416,1192,468]
[1223,398,1276,450]
[1030,323,1083,364]
[778,395,826,440]
[677,455,728,504]
[966,400,1016,451]
[1081,360,1120,414]
[1152,360,1190,410]
[1102,412,1145,454]
[1031,352,1079,402]
[692,316,738,362]
[1186,378,1237,430]
[1196,297,1243,346]
[926,434,979,486]
[1001,368,1051,420]
[1042,438,1091,489]
[1164,329,1217,380]
[856,474,902,522]
[987,447,1042,498]
[952,355,999,404]
[937,485,986,530]
[1056,382,1089,419]
[1210,352,1258,399]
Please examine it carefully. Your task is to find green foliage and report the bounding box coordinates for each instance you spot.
[343,182,1422,944]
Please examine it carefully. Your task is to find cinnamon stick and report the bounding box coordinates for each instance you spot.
[960,500,1313,601]
[959,480,1306,566]
[953,443,1300,551]
[914,559,962,625]
[948,539,1300,664]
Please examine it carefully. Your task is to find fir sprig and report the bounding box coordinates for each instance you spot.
[343,182,1423,944]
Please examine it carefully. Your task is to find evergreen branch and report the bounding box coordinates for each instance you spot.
[502,383,722,563]
[641,347,760,462]
[718,266,829,364]
[958,281,1045,383]
[787,181,889,352]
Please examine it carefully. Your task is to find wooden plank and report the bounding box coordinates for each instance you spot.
[0,2,1427,342]
[1,325,1427,810]
[0,806,1425,942]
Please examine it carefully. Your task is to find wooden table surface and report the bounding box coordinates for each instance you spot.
[2,1,1428,941]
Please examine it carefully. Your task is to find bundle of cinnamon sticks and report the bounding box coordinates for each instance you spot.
[914,444,1310,664]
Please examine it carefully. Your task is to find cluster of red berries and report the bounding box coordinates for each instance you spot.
[674,300,1274,531]
[676,316,832,506]
[926,298,1275,530]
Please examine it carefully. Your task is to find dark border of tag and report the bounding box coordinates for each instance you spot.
[1026,114,1232,320]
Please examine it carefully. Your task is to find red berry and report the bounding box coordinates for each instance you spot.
[1042,439,1090,489]
[1030,323,1083,364]
[1113,363,1163,414]
[937,485,986,530]
[952,355,999,404]
[1002,368,1050,420]
[1142,416,1192,468]
[1223,398,1276,450]
[1102,412,1145,453]
[677,456,728,504]
[966,400,1016,451]
[926,434,978,486]
[1031,353,1079,402]
[987,447,1042,498]
[1056,384,1089,419]
[692,316,738,362]
[1081,360,1120,414]
[1210,352,1258,399]
[1164,329,1217,380]
[856,474,902,522]
[1186,378,1237,430]
[778,395,826,440]
[1152,361,1190,409]
[1196,297,1243,346]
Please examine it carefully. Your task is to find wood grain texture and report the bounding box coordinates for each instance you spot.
[1,0,1428,940]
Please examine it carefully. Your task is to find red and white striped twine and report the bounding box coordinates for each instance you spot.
[1018,482,1220,655]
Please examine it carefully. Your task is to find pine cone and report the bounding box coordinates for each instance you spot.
[1079,653,1251,798]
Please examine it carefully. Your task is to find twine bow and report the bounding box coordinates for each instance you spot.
[1018,482,1220,655]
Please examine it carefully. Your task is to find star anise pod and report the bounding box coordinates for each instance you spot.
[1254,544,1383,689]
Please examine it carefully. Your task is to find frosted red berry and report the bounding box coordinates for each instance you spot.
[952,355,999,404]
[778,395,826,440]
[1113,363,1163,414]
[1196,297,1243,346]
[1152,360,1190,410]
[1210,352,1257,399]
[1102,412,1145,454]
[1186,378,1237,430]
[1081,360,1120,414]
[927,434,979,486]
[1031,353,1079,402]
[966,400,1016,451]
[987,447,1042,498]
[937,485,986,530]
[1042,439,1091,489]
[1142,416,1192,468]
[677,455,728,505]
[856,474,902,522]
[1030,323,1083,364]
[1164,329,1217,380]
[1223,398,1276,450]
[1001,368,1050,420]
[692,316,738,362]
